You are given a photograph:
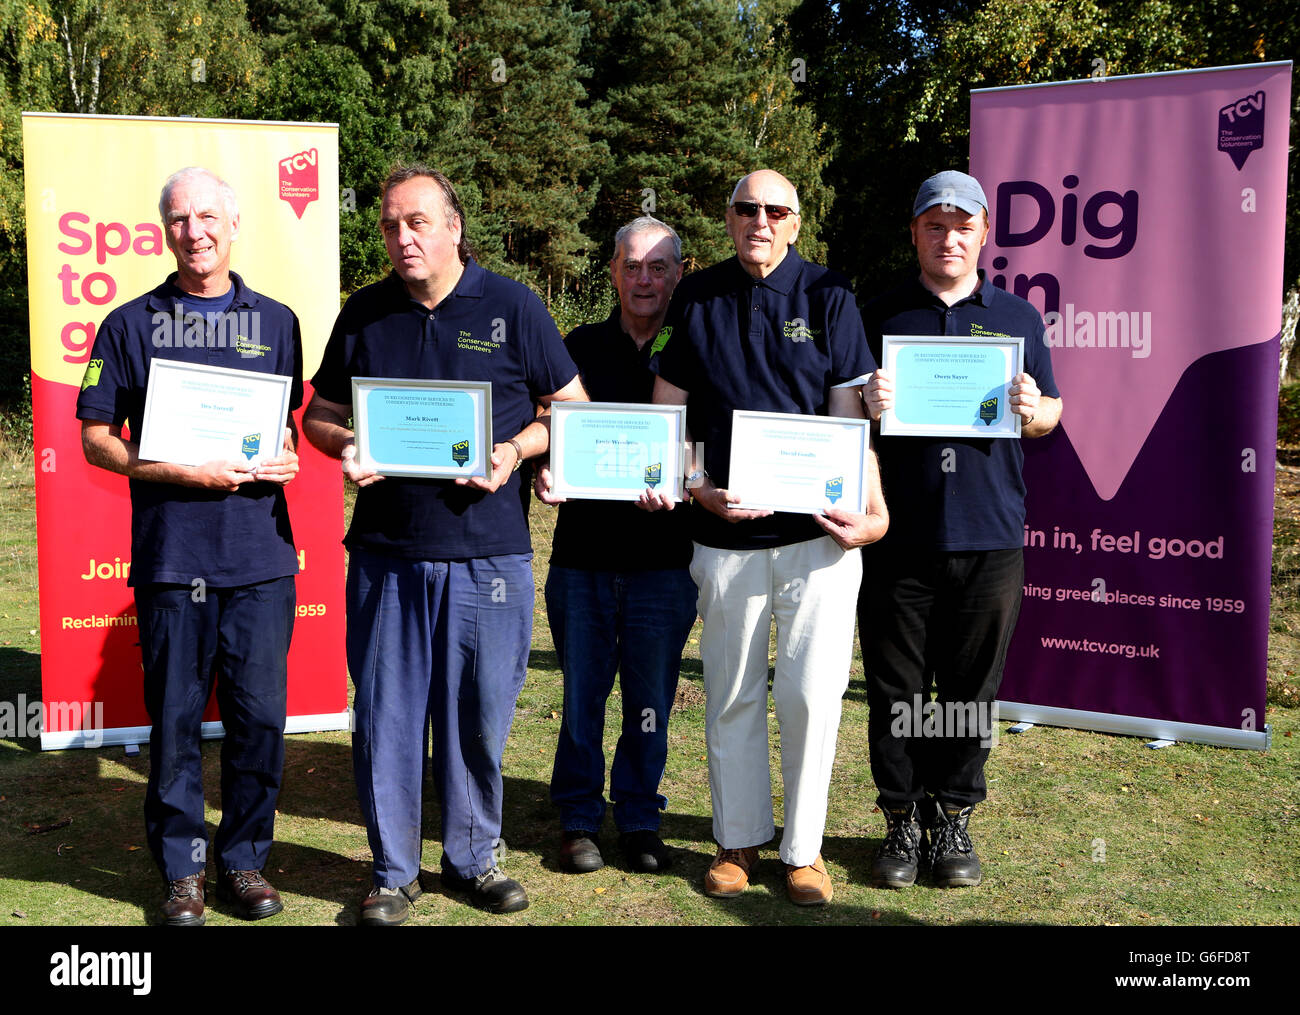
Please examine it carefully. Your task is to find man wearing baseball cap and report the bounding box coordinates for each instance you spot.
[859,170,1062,889]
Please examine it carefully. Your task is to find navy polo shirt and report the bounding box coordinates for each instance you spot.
[863,272,1060,552]
[75,272,303,587]
[311,261,578,560]
[548,308,693,572]
[651,249,874,551]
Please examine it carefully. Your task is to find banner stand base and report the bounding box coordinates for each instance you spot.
[997,700,1270,751]
[39,710,352,751]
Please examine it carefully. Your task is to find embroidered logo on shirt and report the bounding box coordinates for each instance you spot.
[81,358,104,391]
[649,327,671,355]
[457,330,497,355]
[783,319,819,344]
[235,334,270,359]
[969,323,1013,339]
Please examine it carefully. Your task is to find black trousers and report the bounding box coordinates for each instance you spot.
[858,545,1023,810]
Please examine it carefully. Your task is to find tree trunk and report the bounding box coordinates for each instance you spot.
[1280,286,1299,390]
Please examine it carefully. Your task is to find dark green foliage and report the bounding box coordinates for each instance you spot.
[0,0,1298,446]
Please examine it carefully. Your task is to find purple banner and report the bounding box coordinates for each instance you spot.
[970,64,1291,739]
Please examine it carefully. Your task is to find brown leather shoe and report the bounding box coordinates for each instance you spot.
[217,869,283,920]
[703,845,758,898]
[784,854,832,906]
[161,872,205,926]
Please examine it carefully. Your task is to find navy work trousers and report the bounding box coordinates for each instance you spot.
[135,576,295,880]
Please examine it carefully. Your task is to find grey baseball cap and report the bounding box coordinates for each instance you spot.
[912,170,988,218]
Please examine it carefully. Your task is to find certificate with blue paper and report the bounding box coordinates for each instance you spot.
[550,402,686,501]
[880,335,1024,439]
[727,410,870,515]
[352,377,493,479]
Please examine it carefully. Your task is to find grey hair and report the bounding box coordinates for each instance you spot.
[158,167,239,221]
[612,215,682,264]
[728,173,800,214]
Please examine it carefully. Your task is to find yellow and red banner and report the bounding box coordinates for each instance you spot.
[23,114,347,748]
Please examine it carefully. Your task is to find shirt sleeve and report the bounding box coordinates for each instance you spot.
[310,302,354,405]
[827,285,876,384]
[74,311,133,426]
[287,311,305,413]
[647,290,699,394]
[1026,314,1060,400]
[520,289,579,398]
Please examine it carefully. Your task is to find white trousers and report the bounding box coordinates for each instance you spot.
[690,535,861,866]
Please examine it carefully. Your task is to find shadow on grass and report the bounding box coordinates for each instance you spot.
[0,646,43,753]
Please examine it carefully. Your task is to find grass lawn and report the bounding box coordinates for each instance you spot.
[1,427,1298,929]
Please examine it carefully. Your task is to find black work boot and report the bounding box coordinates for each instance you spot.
[928,800,982,887]
[870,801,924,889]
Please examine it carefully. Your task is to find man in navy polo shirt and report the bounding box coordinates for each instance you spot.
[77,167,302,926]
[303,166,585,923]
[648,170,888,906]
[534,216,697,876]
[860,170,1062,889]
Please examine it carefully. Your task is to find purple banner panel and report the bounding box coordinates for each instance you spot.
[971,64,1291,737]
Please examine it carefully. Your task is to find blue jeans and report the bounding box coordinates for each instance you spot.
[547,567,698,834]
[347,548,533,886]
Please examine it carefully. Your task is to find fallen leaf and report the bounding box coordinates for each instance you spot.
[126,845,141,851]
[594,886,607,895]
[870,910,881,919]
[112,786,125,792]
[307,767,316,774]
[11,910,26,919]
[550,710,559,720]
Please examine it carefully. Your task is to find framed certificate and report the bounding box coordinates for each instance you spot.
[879,335,1024,438]
[137,359,294,468]
[727,409,870,515]
[550,401,687,501]
[352,377,493,479]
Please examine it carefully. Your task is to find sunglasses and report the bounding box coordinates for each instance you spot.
[729,201,796,222]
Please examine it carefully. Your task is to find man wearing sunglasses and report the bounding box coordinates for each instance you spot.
[647,170,888,905]
[860,171,1061,890]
